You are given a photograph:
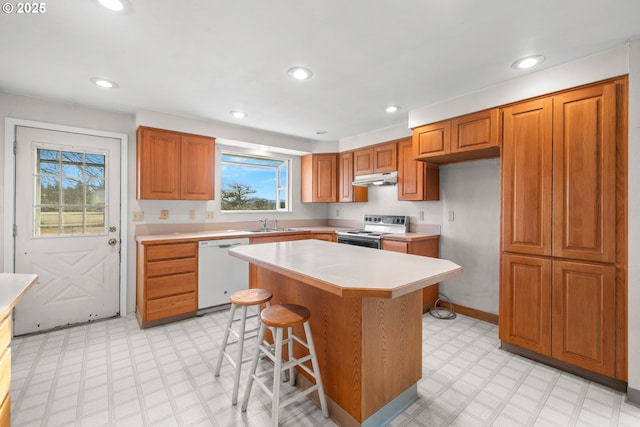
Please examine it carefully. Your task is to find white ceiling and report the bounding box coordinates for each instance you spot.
[1,0,640,143]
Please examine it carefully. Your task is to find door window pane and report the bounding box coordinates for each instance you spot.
[34,148,108,236]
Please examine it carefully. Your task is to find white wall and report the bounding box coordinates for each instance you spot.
[627,38,640,398]
[439,159,500,313]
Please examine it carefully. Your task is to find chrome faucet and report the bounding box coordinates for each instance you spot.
[258,218,268,230]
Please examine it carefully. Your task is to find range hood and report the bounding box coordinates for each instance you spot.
[352,171,398,187]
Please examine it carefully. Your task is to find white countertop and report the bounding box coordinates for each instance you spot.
[230,239,462,298]
[135,226,351,243]
[0,273,39,320]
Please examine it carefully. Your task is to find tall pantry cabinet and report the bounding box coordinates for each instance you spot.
[499,78,627,385]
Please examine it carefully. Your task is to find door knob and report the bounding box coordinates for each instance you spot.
[108,238,118,246]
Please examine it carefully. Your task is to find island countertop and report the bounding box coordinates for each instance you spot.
[230,239,462,299]
[0,273,39,320]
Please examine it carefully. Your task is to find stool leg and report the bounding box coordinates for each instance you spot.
[214,304,237,377]
[241,322,266,412]
[231,305,248,405]
[304,321,328,418]
[287,326,296,386]
[271,327,283,427]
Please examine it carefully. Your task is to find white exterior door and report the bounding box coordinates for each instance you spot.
[13,126,121,335]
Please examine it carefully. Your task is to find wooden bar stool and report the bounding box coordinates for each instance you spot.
[214,288,273,405]
[241,304,328,426]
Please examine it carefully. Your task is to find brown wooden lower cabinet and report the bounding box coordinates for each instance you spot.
[136,241,198,328]
[0,313,10,427]
[382,237,440,310]
[0,394,9,427]
[500,253,619,380]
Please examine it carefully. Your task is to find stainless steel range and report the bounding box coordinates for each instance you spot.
[336,214,409,249]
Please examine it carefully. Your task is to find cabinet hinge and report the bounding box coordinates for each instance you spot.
[13,141,17,155]
[13,224,17,237]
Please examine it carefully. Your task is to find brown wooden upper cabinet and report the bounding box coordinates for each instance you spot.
[501,84,617,263]
[137,126,215,200]
[301,153,338,203]
[339,151,368,202]
[353,141,397,175]
[412,108,500,164]
[397,138,439,201]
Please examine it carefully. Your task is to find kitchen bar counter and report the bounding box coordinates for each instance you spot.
[0,273,38,427]
[0,273,39,320]
[230,239,459,299]
[230,240,461,427]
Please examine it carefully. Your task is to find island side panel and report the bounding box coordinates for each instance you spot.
[251,264,365,421]
[361,290,423,419]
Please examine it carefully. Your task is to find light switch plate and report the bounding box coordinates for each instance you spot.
[160,209,169,220]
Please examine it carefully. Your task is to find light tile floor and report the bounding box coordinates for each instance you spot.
[9,310,640,426]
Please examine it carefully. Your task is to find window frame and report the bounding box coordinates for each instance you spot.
[219,150,292,213]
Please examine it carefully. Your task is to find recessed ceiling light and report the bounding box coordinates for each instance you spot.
[287,67,313,80]
[90,77,119,88]
[316,130,327,135]
[230,110,248,119]
[385,105,401,113]
[511,55,545,70]
[98,0,124,11]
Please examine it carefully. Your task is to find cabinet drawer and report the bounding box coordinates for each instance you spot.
[0,348,10,406]
[0,316,10,353]
[147,272,196,299]
[147,258,196,278]
[147,243,196,261]
[0,393,9,427]
[147,293,196,321]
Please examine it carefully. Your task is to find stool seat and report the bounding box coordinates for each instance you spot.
[230,288,273,306]
[260,304,310,327]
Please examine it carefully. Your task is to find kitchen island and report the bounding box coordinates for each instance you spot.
[230,240,462,427]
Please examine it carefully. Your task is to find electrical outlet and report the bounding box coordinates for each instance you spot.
[336,209,340,217]
[418,211,424,221]
[132,211,144,221]
[189,210,196,220]
[160,209,169,220]
[206,211,215,219]
[448,211,455,221]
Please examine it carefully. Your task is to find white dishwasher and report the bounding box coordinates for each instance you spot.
[198,238,250,309]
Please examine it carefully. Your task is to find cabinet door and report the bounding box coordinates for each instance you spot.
[499,254,552,355]
[501,98,553,256]
[301,154,337,202]
[181,134,215,200]
[552,84,617,263]
[137,128,181,199]
[339,152,367,202]
[551,260,615,376]
[412,120,450,159]
[353,148,374,175]
[397,138,439,201]
[451,108,499,153]
[373,142,397,172]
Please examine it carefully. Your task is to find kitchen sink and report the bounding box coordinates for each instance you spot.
[243,228,303,233]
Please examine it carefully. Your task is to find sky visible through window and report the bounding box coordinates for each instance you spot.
[220,152,289,211]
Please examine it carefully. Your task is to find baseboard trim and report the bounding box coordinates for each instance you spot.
[425,302,498,324]
[627,387,640,406]
[501,342,627,392]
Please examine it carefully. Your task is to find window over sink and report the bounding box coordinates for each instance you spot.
[220,151,290,212]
